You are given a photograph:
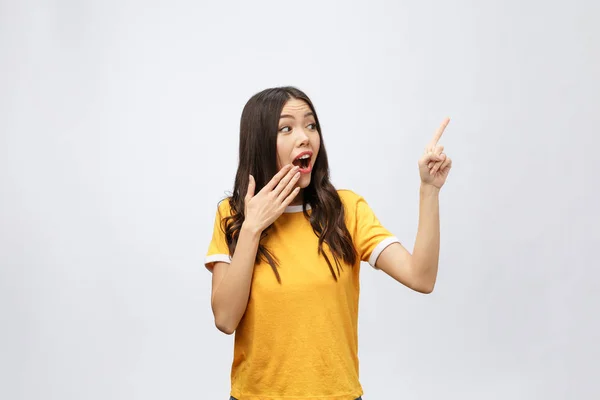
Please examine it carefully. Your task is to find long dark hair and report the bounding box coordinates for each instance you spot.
[222,86,357,282]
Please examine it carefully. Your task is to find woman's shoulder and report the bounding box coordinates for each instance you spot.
[336,188,363,203]
[336,189,366,212]
[214,196,235,217]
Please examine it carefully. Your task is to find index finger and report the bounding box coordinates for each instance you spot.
[428,117,450,149]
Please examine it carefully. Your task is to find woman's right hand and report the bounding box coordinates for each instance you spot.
[243,164,301,233]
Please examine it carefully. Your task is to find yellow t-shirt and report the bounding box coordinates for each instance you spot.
[205,189,399,400]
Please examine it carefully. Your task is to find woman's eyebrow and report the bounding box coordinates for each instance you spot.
[279,112,315,120]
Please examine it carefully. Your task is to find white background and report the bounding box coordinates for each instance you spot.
[1,0,599,399]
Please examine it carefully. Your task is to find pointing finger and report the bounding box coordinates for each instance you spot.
[428,117,450,150]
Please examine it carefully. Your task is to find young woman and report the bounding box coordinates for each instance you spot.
[205,87,452,400]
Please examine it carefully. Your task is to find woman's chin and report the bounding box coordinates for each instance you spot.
[297,174,311,188]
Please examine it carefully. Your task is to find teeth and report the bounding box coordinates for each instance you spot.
[297,154,310,160]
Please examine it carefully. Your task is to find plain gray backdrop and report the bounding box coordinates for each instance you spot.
[1,0,599,399]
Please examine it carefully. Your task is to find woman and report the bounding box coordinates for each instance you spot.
[205,86,452,400]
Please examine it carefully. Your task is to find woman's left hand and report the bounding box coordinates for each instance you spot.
[418,117,453,189]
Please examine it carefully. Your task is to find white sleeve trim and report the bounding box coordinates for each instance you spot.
[204,254,231,270]
[368,236,401,269]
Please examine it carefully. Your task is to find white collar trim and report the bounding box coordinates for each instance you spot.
[284,204,311,213]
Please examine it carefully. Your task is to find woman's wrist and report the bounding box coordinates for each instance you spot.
[241,221,263,238]
[420,182,441,196]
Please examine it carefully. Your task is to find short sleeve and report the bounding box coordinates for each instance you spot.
[204,200,233,272]
[352,194,400,269]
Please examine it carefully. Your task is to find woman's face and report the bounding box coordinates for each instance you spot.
[276,98,321,190]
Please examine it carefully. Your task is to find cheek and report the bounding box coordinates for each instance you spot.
[312,134,321,154]
[276,137,298,168]
[276,141,284,169]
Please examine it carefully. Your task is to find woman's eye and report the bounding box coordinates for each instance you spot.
[279,126,291,133]
[308,123,316,130]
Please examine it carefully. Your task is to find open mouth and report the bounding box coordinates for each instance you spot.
[292,151,313,172]
[292,156,311,169]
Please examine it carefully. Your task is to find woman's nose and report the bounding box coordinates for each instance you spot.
[296,129,310,144]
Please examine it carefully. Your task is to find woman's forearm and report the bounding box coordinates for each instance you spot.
[211,223,261,334]
[411,183,441,291]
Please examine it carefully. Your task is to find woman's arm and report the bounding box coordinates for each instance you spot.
[375,183,440,293]
[211,223,262,334]
[374,118,452,293]
[210,164,301,334]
